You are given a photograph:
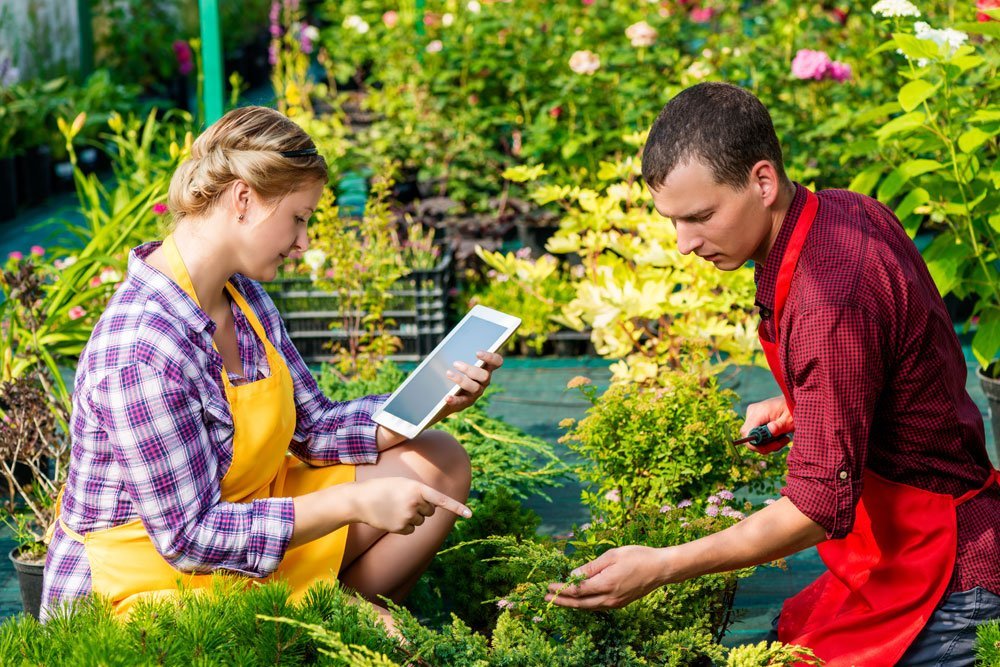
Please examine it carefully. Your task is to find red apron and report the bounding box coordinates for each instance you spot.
[759,189,1000,666]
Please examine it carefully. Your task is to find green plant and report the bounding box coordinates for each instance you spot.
[486,156,760,384]
[560,371,784,525]
[725,641,820,667]
[470,248,577,355]
[849,4,1000,373]
[978,619,1000,666]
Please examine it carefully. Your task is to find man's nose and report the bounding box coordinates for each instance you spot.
[675,223,701,256]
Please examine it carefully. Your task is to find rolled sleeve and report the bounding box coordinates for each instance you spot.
[779,303,885,539]
[91,363,294,577]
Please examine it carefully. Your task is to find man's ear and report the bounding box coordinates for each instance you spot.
[749,160,782,207]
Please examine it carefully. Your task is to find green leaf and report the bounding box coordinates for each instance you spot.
[895,187,930,221]
[989,213,1000,235]
[848,165,884,197]
[949,55,985,73]
[875,112,926,143]
[892,34,941,62]
[958,127,993,154]
[898,80,937,113]
[877,161,941,202]
[921,232,967,297]
[972,308,1000,369]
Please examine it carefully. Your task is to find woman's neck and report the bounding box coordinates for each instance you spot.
[169,219,235,315]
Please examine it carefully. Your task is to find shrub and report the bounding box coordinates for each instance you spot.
[560,371,784,523]
[979,619,1000,666]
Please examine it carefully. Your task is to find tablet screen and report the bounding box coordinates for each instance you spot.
[381,316,508,425]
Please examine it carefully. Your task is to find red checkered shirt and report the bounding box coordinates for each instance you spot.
[755,184,999,597]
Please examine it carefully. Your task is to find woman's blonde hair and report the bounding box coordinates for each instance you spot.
[167,106,328,222]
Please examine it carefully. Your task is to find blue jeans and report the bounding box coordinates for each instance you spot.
[766,587,1000,666]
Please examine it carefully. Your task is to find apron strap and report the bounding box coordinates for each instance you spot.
[953,468,1000,507]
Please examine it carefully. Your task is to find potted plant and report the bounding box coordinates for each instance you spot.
[0,372,68,619]
[854,10,1000,456]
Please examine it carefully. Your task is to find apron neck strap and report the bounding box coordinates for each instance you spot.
[773,190,819,329]
[160,235,275,358]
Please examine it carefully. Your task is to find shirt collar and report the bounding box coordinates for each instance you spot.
[753,182,807,314]
[126,241,216,334]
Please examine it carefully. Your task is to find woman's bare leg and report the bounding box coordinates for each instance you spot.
[338,429,472,604]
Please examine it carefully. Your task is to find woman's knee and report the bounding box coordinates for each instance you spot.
[408,429,471,497]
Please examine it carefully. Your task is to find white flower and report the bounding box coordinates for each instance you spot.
[426,39,443,53]
[913,21,968,56]
[871,0,921,18]
[302,248,326,274]
[568,50,600,75]
[100,267,122,284]
[625,21,657,48]
[467,0,481,13]
[342,15,370,34]
[686,60,712,80]
[442,12,454,27]
[302,25,320,42]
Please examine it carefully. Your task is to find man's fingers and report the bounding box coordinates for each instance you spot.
[421,485,473,519]
[545,592,616,610]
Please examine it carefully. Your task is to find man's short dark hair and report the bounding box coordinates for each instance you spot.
[641,82,788,191]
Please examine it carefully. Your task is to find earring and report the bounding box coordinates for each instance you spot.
[238,213,245,222]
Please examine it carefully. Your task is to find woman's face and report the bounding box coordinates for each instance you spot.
[242,180,325,281]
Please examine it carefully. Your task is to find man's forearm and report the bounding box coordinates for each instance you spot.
[658,497,827,584]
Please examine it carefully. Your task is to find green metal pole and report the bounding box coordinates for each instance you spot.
[77,0,94,79]
[198,0,224,124]
[415,0,425,36]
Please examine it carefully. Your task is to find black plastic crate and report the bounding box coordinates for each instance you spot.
[265,248,453,363]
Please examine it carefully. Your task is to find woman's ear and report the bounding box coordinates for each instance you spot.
[231,180,252,220]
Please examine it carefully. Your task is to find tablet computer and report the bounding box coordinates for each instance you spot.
[372,305,521,439]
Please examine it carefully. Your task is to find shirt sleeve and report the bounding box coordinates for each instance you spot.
[780,302,886,539]
[277,317,388,466]
[89,363,295,577]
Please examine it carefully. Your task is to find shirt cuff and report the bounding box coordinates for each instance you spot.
[301,394,389,466]
[780,470,860,540]
[241,496,295,577]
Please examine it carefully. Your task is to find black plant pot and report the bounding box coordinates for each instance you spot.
[977,366,1000,465]
[14,145,53,207]
[9,548,44,619]
[0,155,17,221]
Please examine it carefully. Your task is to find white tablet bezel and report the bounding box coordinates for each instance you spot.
[372,305,521,439]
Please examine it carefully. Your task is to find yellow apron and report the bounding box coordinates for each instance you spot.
[57,235,354,615]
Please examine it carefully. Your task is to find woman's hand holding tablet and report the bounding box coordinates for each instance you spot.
[373,305,520,440]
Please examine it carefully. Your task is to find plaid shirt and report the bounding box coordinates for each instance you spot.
[757,185,999,596]
[41,241,386,616]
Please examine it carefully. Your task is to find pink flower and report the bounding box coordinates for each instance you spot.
[153,203,168,215]
[677,499,693,508]
[977,0,1000,21]
[549,105,562,119]
[791,49,832,80]
[582,0,594,5]
[604,488,621,502]
[707,494,720,505]
[568,50,600,75]
[173,40,194,76]
[30,245,44,256]
[426,40,443,53]
[89,276,102,288]
[828,7,848,24]
[497,599,514,609]
[705,504,720,517]
[659,504,673,513]
[625,20,657,47]
[690,7,715,23]
[383,10,399,28]
[827,60,852,82]
[515,246,532,259]
[717,489,735,501]
[7,251,22,261]
[68,306,87,320]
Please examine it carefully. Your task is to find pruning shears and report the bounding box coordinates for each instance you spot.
[731,424,792,455]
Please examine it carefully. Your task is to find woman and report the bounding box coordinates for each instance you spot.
[41,106,500,624]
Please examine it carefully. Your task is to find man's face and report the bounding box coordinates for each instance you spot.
[648,158,773,270]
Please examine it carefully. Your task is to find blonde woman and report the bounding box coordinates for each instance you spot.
[41,106,500,625]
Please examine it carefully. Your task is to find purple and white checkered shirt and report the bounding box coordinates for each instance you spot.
[41,241,386,617]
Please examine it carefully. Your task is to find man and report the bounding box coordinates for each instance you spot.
[546,82,999,666]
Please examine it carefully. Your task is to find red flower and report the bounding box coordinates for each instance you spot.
[549,106,562,119]
[977,0,1000,21]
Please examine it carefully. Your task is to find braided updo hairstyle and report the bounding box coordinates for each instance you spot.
[167,106,328,223]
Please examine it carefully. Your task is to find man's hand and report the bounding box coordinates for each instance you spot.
[741,395,793,454]
[545,546,670,610]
